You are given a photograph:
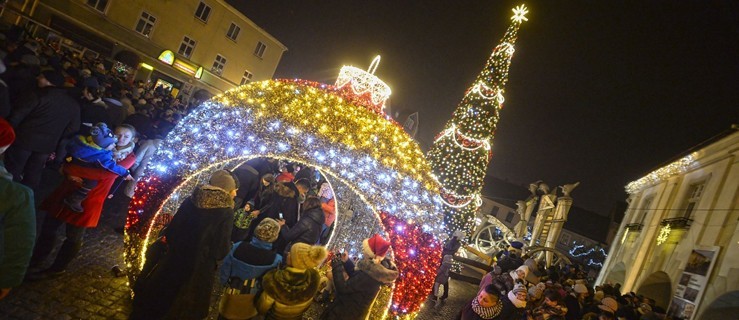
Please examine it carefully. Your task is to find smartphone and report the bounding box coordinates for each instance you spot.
[279,213,284,220]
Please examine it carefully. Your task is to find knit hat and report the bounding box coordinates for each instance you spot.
[363,234,391,259]
[138,98,147,105]
[254,218,280,243]
[573,283,588,294]
[594,290,605,302]
[637,303,652,315]
[514,265,529,278]
[209,169,238,193]
[598,297,618,313]
[512,283,527,295]
[0,117,15,148]
[90,123,117,148]
[528,284,544,300]
[41,69,65,87]
[289,243,328,269]
[81,68,92,77]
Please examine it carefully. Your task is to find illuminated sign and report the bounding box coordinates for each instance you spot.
[173,59,197,76]
[140,63,154,70]
[158,50,175,65]
[195,67,203,79]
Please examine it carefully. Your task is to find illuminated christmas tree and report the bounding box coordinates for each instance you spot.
[428,5,529,235]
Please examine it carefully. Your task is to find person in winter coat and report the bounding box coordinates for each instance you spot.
[0,120,35,300]
[442,230,464,256]
[256,243,327,320]
[564,283,590,320]
[27,125,136,280]
[232,161,262,209]
[479,265,503,293]
[220,218,282,285]
[496,241,525,273]
[62,122,134,212]
[122,137,162,199]
[247,179,308,248]
[457,284,510,320]
[130,169,237,320]
[254,173,275,210]
[506,284,529,319]
[5,70,80,194]
[492,265,529,296]
[279,196,325,248]
[77,78,109,133]
[321,234,399,320]
[532,289,568,320]
[431,254,454,306]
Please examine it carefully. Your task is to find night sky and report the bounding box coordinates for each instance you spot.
[229,0,739,215]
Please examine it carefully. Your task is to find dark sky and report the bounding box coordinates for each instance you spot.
[228,0,739,215]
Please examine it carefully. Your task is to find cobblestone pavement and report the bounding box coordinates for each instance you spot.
[1,169,478,319]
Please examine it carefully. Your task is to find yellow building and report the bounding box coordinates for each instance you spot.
[597,125,739,319]
[3,0,286,97]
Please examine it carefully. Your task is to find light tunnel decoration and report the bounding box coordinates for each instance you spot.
[124,79,445,318]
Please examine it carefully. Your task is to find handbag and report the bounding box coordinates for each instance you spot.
[219,277,258,320]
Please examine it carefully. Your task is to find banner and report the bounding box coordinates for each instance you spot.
[667,246,720,320]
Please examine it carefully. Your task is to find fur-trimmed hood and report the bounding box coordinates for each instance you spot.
[262,267,320,304]
[356,258,399,285]
[191,184,234,209]
[273,181,297,198]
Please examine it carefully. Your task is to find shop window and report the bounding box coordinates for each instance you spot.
[87,0,109,13]
[135,11,156,37]
[178,36,196,58]
[240,70,253,85]
[195,2,212,22]
[212,54,227,76]
[254,41,266,58]
[227,23,241,41]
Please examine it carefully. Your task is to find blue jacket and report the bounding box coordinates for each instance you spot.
[220,239,282,285]
[66,135,128,176]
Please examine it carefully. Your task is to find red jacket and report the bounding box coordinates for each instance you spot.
[41,153,135,228]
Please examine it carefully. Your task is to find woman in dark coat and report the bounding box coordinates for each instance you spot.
[321,234,399,320]
[279,196,325,247]
[130,170,237,320]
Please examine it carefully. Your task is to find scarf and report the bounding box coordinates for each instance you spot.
[113,141,135,161]
[508,290,528,309]
[471,296,503,319]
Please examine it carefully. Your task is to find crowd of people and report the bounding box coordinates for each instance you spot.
[448,239,666,320]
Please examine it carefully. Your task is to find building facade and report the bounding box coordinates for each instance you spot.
[3,0,286,97]
[597,126,739,319]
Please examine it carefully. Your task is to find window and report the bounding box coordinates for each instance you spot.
[637,197,653,224]
[505,211,515,223]
[178,36,196,58]
[682,182,705,218]
[226,23,241,41]
[489,206,499,216]
[87,0,109,13]
[135,11,156,37]
[240,70,253,85]
[194,2,211,22]
[254,41,266,58]
[212,54,226,76]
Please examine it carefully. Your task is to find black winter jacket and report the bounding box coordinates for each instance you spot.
[8,87,80,153]
[321,258,399,320]
[281,207,324,246]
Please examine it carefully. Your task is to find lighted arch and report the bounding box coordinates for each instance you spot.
[124,79,445,317]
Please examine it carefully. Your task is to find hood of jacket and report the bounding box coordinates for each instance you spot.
[273,181,297,198]
[192,184,234,209]
[303,207,324,225]
[356,258,399,285]
[262,267,320,304]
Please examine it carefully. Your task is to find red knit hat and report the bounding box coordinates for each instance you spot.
[0,117,15,148]
[363,234,391,258]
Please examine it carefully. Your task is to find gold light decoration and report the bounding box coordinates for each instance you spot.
[656,224,671,245]
[427,5,528,234]
[335,55,392,113]
[625,153,696,194]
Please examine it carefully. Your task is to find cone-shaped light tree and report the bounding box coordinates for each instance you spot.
[428,5,529,235]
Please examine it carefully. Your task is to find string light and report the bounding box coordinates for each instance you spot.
[625,153,696,194]
[124,79,445,318]
[335,55,392,113]
[427,5,528,235]
[656,224,671,245]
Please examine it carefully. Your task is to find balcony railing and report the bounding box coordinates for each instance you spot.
[625,223,643,232]
[660,217,693,230]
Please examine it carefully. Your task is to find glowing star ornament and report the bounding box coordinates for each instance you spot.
[427,5,529,235]
[656,224,671,245]
[512,4,529,22]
